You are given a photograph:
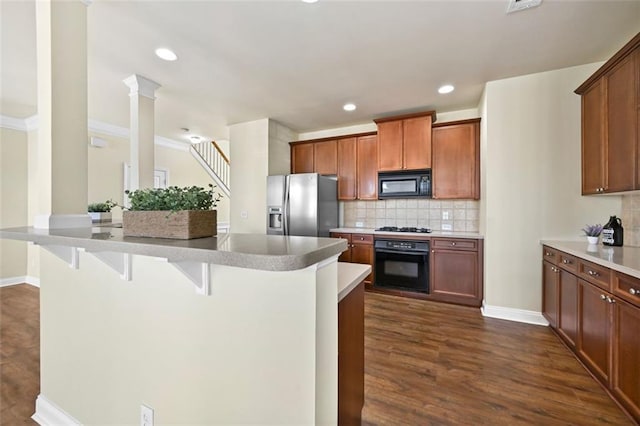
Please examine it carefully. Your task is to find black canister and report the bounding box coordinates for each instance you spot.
[602,216,624,246]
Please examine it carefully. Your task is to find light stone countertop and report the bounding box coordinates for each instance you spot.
[0,226,348,272]
[541,240,640,280]
[330,227,484,239]
[337,262,370,302]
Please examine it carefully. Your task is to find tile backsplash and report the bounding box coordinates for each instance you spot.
[342,199,479,233]
[622,194,640,247]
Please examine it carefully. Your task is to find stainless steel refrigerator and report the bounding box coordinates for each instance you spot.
[267,173,338,237]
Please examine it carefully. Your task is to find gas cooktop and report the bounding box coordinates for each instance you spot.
[375,226,432,233]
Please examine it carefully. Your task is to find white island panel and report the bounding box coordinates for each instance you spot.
[38,249,338,425]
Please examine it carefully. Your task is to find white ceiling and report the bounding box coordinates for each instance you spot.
[1,0,639,144]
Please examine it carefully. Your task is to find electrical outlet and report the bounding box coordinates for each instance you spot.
[141,404,154,426]
[442,223,453,231]
[355,221,364,227]
[240,210,248,219]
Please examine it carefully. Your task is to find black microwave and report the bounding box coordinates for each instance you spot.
[378,170,432,199]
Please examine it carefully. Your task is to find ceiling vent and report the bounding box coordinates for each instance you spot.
[506,0,542,14]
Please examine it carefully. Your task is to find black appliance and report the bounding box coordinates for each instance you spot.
[374,239,430,293]
[378,169,431,199]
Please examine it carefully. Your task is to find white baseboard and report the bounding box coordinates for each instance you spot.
[0,276,40,288]
[32,394,81,426]
[481,303,549,326]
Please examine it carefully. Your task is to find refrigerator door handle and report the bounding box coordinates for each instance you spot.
[283,175,290,235]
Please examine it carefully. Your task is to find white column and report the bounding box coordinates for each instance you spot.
[34,0,92,229]
[123,75,160,191]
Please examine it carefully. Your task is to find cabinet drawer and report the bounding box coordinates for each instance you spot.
[351,234,373,245]
[331,233,352,243]
[558,252,578,273]
[432,238,477,251]
[613,271,640,308]
[578,259,611,291]
[542,246,559,264]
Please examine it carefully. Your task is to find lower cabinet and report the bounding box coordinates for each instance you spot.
[542,245,640,423]
[338,281,365,425]
[331,233,374,285]
[430,238,483,307]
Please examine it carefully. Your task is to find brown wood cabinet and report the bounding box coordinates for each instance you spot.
[290,139,337,175]
[431,118,480,200]
[356,135,378,200]
[430,237,483,307]
[337,137,357,200]
[338,281,365,426]
[331,233,374,284]
[374,111,436,172]
[541,245,640,423]
[576,32,640,195]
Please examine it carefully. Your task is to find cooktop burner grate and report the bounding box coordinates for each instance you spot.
[375,226,432,233]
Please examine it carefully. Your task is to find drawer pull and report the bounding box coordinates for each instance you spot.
[600,294,607,300]
[630,288,638,296]
[451,242,456,246]
[562,259,571,264]
[359,237,364,240]
[545,252,553,256]
[607,296,616,304]
[587,270,600,277]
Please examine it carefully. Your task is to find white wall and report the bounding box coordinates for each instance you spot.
[268,120,295,176]
[0,128,28,279]
[229,119,270,233]
[481,62,621,312]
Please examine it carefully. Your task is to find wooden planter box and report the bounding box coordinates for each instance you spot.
[123,210,217,239]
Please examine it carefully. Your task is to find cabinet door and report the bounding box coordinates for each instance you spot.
[558,269,578,348]
[581,80,606,194]
[403,116,432,170]
[351,242,374,284]
[605,53,637,192]
[430,248,480,306]
[337,138,357,200]
[377,120,403,171]
[314,140,338,175]
[291,143,314,174]
[542,261,559,329]
[612,298,640,423]
[432,120,480,200]
[356,135,378,200]
[331,232,352,262]
[578,280,611,385]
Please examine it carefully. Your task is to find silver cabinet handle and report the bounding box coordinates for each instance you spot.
[545,252,552,256]
[630,288,638,296]
[600,294,607,300]
[607,296,616,304]
[562,259,571,264]
[588,270,600,277]
[451,242,456,246]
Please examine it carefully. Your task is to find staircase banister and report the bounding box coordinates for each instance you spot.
[211,140,230,165]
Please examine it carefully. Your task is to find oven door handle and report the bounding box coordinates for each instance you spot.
[375,248,429,255]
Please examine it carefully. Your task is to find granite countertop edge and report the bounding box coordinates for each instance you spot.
[0,227,347,272]
[330,227,484,239]
[541,240,640,280]
[337,263,370,302]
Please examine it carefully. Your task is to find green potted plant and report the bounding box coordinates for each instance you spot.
[88,200,117,223]
[582,224,603,245]
[123,184,222,239]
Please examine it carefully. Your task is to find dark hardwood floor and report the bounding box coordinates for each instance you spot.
[0,285,39,425]
[0,285,632,425]
[363,292,632,425]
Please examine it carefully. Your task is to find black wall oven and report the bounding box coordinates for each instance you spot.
[374,239,429,293]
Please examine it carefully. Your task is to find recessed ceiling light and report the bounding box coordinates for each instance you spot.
[189,135,202,144]
[343,103,356,112]
[155,48,178,61]
[302,0,318,3]
[438,85,455,94]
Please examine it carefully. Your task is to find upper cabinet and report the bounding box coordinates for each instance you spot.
[291,139,337,175]
[432,118,480,200]
[575,32,640,195]
[374,111,436,172]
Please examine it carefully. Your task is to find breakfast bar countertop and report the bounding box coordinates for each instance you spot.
[0,226,347,272]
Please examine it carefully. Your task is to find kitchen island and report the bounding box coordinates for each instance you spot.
[0,226,366,425]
